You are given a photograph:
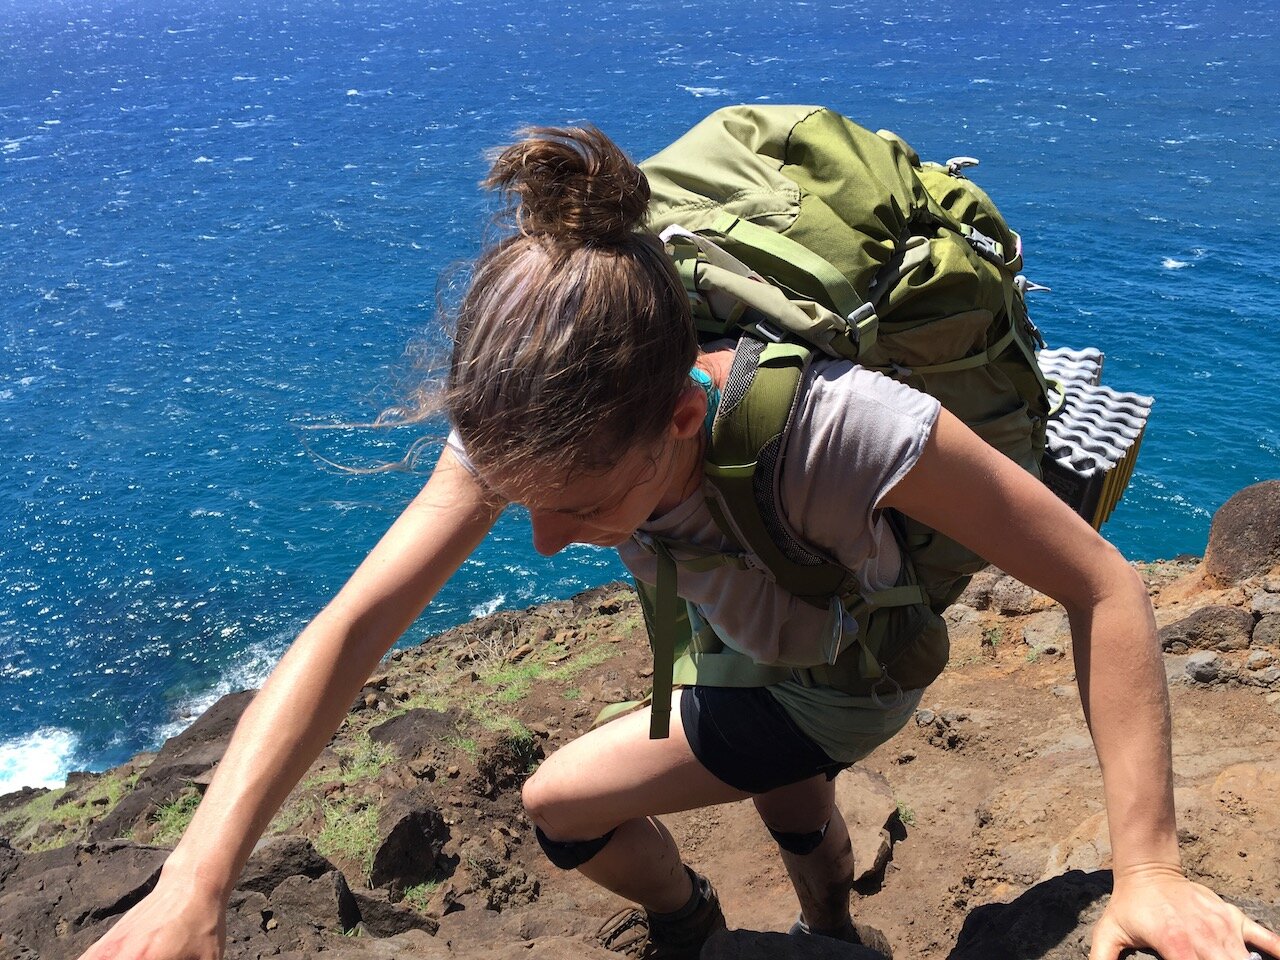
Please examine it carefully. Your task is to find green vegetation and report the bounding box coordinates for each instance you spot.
[315,797,381,882]
[896,801,917,827]
[400,879,442,912]
[0,767,144,852]
[334,734,398,786]
[150,789,202,847]
[562,687,581,701]
[445,735,479,759]
[981,627,1002,651]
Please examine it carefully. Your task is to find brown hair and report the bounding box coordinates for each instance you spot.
[445,125,696,489]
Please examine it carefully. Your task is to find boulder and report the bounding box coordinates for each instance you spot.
[833,767,899,885]
[1158,605,1254,653]
[703,928,888,959]
[349,889,440,937]
[369,786,452,895]
[1186,651,1225,684]
[368,707,463,761]
[268,870,361,940]
[239,836,336,896]
[991,577,1055,616]
[1256,615,1280,649]
[1205,481,1280,585]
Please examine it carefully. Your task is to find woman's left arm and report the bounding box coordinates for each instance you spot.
[881,408,1280,960]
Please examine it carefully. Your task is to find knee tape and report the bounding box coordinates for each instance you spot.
[534,825,617,870]
[768,819,829,856]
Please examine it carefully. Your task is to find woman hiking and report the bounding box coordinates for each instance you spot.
[81,124,1279,960]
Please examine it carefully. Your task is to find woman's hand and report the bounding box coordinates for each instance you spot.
[77,871,226,960]
[1090,864,1280,960]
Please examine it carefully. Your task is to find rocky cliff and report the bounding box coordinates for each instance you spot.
[3,482,1280,960]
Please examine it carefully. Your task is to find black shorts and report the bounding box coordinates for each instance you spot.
[680,684,851,795]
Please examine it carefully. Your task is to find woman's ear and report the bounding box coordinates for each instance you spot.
[667,383,707,441]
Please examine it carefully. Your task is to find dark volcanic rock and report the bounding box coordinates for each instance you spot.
[268,870,361,939]
[349,889,440,937]
[1159,605,1255,653]
[368,707,462,760]
[239,836,336,896]
[369,786,452,895]
[0,841,166,959]
[1205,481,1280,585]
[91,690,256,841]
[0,786,48,819]
[703,928,888,959]
[950,870,1280,960]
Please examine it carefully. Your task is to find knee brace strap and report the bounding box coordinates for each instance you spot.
[535,825,617,870]
[768,819,829,856]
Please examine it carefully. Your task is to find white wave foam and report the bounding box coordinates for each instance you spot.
[0,728,80,793]
[154,637,284,744]
[193,156,213,163]
[470,594,506,618]
[1162,258,1190,269]
[679,85,732,98]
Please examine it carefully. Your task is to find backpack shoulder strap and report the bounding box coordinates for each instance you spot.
[702,338,854,607]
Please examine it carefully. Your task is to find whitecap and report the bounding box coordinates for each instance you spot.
[193,155,213,163]
[1161,258,1190,269]
[0,727,80,792]
[679,85,732,98]
[346,89,359,96]
[105,299,125,309]
[470,594,506,618]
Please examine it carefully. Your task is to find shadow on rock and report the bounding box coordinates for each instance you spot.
[950,870,1280,960]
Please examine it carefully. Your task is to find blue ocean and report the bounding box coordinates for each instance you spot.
[2,0,1277,792]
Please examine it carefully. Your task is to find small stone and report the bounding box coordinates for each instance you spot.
[915,709,937,727]
[1168,641,1189,655]
[363,694,379,710]
[1051,685,1073,698]
[1247,651,1275,670]
[1263,574,1280,593]
[895,750,917,764]
[1256,666,1280,687]
[446,765,460,778]
[1186,651,1223,684]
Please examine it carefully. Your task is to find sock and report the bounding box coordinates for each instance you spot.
[648,867,707,925]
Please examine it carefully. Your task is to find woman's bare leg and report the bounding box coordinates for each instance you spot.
[521,690,749,911]
[753,775,855,933]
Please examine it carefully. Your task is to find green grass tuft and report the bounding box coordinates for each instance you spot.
[150,789,202,847]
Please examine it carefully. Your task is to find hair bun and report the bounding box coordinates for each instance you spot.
[485,126,650,245]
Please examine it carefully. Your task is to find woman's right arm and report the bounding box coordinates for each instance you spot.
[80,448,504,959]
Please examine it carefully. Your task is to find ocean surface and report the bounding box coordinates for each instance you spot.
[2,0,1277,792]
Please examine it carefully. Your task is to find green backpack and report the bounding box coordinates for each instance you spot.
[615,105,1051,738]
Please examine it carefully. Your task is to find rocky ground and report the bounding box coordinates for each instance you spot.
[3,482,1280,960]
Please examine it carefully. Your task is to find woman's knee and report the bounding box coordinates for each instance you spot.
[521,754,603,838]
[753,774,835,834]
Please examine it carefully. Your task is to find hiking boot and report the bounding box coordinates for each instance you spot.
[788,913,894,959]
[597,871,726,959]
